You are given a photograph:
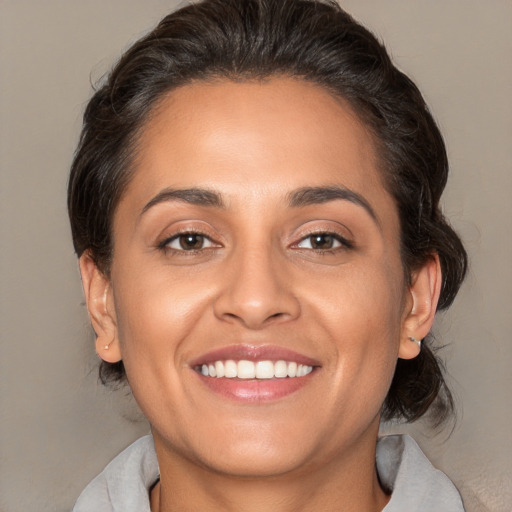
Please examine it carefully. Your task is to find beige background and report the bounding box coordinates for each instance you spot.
[1,1,511,511]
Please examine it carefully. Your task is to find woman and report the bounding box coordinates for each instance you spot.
[68,0,467,510]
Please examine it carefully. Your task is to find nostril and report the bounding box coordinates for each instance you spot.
[217,308,296,329]
[212,270,301,328]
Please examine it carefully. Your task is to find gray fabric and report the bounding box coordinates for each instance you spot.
[378,435,465,511]
[73,434,464,511]
[74,436,158,512]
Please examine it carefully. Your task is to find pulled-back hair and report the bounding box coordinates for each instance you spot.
[68,0,467,424]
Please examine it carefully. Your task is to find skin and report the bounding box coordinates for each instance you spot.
[80,77,441,512]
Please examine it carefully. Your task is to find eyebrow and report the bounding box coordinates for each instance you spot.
[141,187,226,215]
[288,186,378,224]
[140,185,378,225]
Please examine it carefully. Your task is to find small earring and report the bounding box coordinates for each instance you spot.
[409,336,421,348]
[104,341,113,350]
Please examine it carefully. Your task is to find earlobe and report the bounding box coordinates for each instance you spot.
[399,255,442,360]
[79,253,122,363]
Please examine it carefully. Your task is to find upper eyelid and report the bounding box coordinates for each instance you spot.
[290,218,354,237]
[155,222,354,249]
[291,228,353,244]
[294,234,353,250]
[155,219,219,239]
[158,229,219,249]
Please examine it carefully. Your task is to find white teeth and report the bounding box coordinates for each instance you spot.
[237,360,255,379]
[255,360,274,379]
[215,361,225,378]
[274,360,288,378]
[224,359,237,378]
[297,364,312,377]
[198,360,314,379]
[287,361,297,378]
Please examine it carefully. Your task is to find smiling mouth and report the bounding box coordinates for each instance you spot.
[190,345,320,401]
[196,360,314,379]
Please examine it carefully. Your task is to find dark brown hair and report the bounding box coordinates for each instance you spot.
[68,0,467,423]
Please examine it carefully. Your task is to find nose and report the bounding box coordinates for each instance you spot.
[213,245,301,329]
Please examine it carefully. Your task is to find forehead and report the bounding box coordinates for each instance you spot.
[123,77,395,224]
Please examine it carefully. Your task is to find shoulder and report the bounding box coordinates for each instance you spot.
[72,433,464,511]
[72,435,159,512]
[378,434,465,512]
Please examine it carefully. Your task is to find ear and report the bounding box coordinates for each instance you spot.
[399,255,442,360]
[79,253,122,363]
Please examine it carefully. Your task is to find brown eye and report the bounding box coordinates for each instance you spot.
[297,233,342,250]
[310,234,335,249]
[179,234,205,250]
[164,233,215,251]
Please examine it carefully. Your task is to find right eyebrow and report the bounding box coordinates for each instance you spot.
[288,185,379,225]
[140,187,226,217]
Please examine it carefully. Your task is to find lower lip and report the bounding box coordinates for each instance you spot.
[195,373,314,402]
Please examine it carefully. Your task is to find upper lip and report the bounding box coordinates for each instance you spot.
[189,344,321,368]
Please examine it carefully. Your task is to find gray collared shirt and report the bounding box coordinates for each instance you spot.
[73,434,465,511]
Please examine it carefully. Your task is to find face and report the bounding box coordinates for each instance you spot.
[92,78,421,477]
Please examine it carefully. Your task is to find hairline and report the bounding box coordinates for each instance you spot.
[102,73,409,279]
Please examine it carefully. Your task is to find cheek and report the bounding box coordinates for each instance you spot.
[110,268,215,432]
[111,261,214,382]
[306,257,405,336]
[114,249,210,321]
[303,260,405,394]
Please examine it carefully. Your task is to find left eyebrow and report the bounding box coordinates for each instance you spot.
[140,187,226,216]
[288,186,379,225]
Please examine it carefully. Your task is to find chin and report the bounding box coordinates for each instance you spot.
[157,419,320,478]
[200,442,313,478]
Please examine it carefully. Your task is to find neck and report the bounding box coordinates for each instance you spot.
[150,422,390,512]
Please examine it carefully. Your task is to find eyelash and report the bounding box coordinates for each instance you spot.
[293,231,354,253]
[157,230,354,254]
[157,230,219,253]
